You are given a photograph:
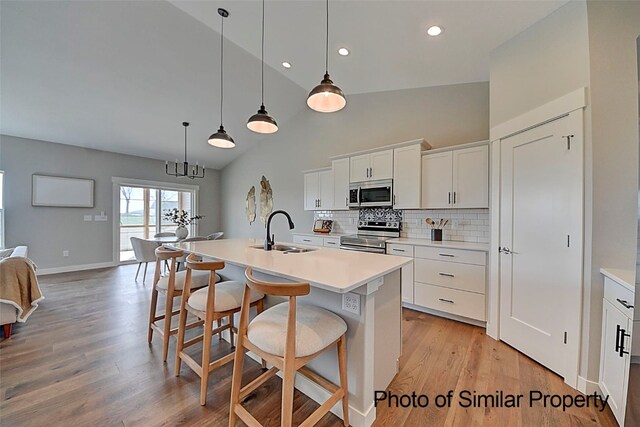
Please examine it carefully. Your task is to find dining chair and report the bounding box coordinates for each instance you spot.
[176,236,208,271]
[207,232,224,240]
[130,237,158,282]
[229,267,349,427]
[175,254,265,405]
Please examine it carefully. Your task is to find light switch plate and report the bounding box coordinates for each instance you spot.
[94,215,108,221]
[342,293,360,315]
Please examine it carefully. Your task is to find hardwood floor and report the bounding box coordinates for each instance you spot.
[0,264,627,426]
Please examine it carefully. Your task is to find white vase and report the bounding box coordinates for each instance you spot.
[176,226,189,240]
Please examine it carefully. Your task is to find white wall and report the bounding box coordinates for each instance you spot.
[0,134,221,270]
[490,0,640,383]
[220,82,490,241]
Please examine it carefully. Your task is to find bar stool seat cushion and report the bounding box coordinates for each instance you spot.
[188,281,264,313]
[157,270,219,291]
[247,302,347,358]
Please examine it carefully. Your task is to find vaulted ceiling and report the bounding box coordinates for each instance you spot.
[1,0,567,169]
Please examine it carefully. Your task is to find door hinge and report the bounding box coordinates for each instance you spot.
[563,134,574,150]
[567,235,570,247]
[564,332,567,344]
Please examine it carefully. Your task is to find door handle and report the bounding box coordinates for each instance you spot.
[448,192,451,204]
[616,324,631,357]
[453,192,456,204]
[393,194,396,205]
[345,196,348,207]
[616,298,634,309]
[499,247,518,255]
[438,272,455,277]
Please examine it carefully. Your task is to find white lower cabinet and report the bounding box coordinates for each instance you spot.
[599,276,634,426]
[387,242,487,323]
[292,234,340,248]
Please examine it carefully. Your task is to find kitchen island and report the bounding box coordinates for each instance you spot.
[173,238,412,427]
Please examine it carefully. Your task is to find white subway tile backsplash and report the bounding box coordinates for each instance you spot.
[315,208,490,243]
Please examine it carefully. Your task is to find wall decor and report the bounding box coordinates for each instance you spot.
[313,219,333,233]
[32,174,94,207]
[246,186,256,225]
[259,176,273,225]
[359,207,403,223]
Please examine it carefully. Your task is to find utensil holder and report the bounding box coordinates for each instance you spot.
[431,229,442,241]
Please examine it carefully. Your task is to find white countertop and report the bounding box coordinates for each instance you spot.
[600,268,636,293]
[386,237,490,252]
[172,239,411,294]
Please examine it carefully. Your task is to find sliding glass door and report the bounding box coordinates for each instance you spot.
[119,185,195,262]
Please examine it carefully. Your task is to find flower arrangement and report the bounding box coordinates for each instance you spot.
[163,208,204,227]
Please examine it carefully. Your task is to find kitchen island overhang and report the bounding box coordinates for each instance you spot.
[172,239,412,427]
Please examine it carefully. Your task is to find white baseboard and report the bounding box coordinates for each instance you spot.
[37,261,117,276]
[245,351,375,427]
[577,376,601,395]
[403,302,486,328]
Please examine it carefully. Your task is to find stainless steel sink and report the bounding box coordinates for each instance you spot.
[249,244,318,254]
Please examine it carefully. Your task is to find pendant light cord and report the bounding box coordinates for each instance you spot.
[325,0,329,74]
[261,0,265,106]
[220,14,224,127]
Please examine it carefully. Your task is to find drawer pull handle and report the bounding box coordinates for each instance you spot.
[327,242,336,245]
[438,272,455,277]
[303,239,311,242]
[616,298,634,309]
[392,249,405,252]
[439,298,455,304]
[439,253,455,257]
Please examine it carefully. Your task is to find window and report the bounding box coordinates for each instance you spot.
[118,184,196,262]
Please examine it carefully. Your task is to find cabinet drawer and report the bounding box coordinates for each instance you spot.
[386,244,414,257]
[414,245,486,266]
[415,259,485,294]
[292,235,323,247]
[414,282,486,321]
[604,277,635,319]
[323,237,341,248]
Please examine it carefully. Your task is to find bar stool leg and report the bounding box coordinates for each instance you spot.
[338,335,349,426]
[229,315,235,348]
[174,299,189,376]
[161,292,174,362]
[200,317,214,405]
[217,318,223,340]
[281,359,296,427]
[148,288,158,343]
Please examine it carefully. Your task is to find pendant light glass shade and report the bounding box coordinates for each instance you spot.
[307,0,346,113]
[247,0,278,134]
[208,125,235,148]
[247,105,278,133]
[209,8,235,149]
[307,73,346,113]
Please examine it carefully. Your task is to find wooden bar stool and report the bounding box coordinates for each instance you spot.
[229,267,349,427]
[175,254,266,406]
[148,246,213,362]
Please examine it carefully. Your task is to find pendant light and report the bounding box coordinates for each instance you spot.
[306,0,346,113]
[165,122,205,179]
[208,8,235,149]
[247,0,278,134]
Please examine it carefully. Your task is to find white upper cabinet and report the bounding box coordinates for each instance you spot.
[303,169,333,211]
[370,149,393,180]
[421,151,453,208]
[452,146,489,208]
[349,154,370,183]
[422,144,488,209]
[332,158,350,210]
[393,144,422,209]
[349,149,393,183]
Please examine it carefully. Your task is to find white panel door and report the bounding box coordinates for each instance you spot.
[452,145,489,208]
[332,158,350,210]
[393,145,422,209]
[350,154,370,183]
[317,170,334,210]
[370,149,393,180]
[499,113,583,384]
[303,172,319,211]
[421,151,453,208]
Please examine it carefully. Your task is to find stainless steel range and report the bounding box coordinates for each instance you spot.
[339,220,400,254]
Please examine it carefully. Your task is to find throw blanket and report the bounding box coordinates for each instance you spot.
[0,257,44,322]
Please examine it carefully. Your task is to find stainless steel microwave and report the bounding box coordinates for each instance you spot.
[348,179,393,208]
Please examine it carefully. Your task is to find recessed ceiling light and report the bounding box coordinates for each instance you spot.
[427,26,443,37]
[282,61,292,69]
[338,47,349,56]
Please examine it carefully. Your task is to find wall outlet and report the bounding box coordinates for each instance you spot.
[342,293,360,315]
[94,213,108,221]
[83,215,93,221]
[62,250,69,257]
